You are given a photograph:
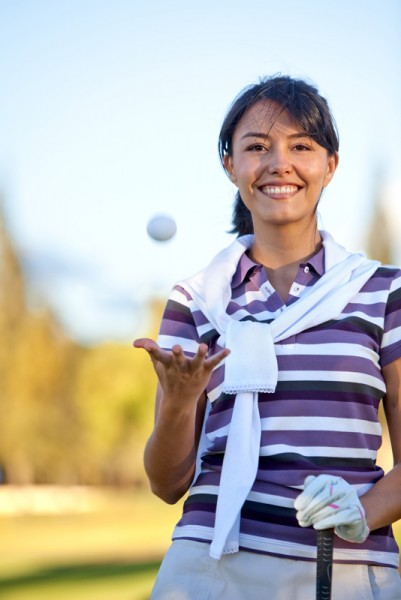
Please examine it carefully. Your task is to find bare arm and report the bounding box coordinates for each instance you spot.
[144,383,207,504]
[134,338,230,504]
[360,356,401,531]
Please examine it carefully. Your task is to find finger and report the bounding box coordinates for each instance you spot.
[294,481,326,512]
[191,343,209,368]
[297,520,310,529]
[133,337,155,349]
[204,348,231,370]
[298,485,357,527]
[295,476,335,511]
[133,338,161,357]
[171,344,187,367]
[297,513,314,528]
[304,475,316,488]
[296,496,331,524]
[304,475,332,498]
[134,338,174,366]
[294,475,317,514]
[306,482,351,516]
[299,504,339,524]
[298,490,335,522]
[313,515,344,530]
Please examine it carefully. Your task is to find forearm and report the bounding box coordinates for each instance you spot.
[144,394,205,504]
[135,338,227,504]
[361,463,401,531]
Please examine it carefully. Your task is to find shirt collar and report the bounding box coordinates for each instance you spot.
[231,241,325,289]
[231,243,325,289]
[307,244,325,276]
[231,252,262,289]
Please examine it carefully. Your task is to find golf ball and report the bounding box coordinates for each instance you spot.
[146,214,177,242]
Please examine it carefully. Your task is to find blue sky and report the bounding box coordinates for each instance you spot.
[0,0,400,344]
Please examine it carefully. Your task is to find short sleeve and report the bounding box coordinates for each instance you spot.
[157,285,202,357]
[380,269,401,367]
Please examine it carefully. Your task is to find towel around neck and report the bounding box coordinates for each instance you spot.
[178,231,380,559]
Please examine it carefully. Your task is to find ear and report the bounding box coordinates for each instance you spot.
[323,152,339,188]
[223,153,237,185]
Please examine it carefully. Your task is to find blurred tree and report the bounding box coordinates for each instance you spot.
[364,172,394,265]
[363,175,394,474]
[72,299,165,487]
[0,201,167,486]
[0,211,27,481]
[0,210,83,483]
[4,310,84,483]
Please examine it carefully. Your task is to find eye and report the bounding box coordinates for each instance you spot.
[293,143,312,151]
[247,143,268,152]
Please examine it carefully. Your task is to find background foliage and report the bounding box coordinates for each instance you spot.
[0,207,162,487]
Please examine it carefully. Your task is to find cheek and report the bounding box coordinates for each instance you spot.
[303,161,331,187]
[234,157,263,183]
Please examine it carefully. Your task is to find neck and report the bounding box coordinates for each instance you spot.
[249,223,322,269]
[248,224,322,303]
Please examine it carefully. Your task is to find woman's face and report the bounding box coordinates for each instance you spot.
[224,100,338,235]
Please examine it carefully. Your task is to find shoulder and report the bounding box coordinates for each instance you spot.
[373,264,401,278]
[374,265,401,300]
[161,285,196,322]
[161,284,215,333]
[362,264,401,294]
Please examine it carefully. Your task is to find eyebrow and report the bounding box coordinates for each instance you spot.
[240,132,311,141]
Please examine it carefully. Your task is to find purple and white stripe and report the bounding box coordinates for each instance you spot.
[157,251,401,567]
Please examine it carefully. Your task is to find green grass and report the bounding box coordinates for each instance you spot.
[0,487,183,600]
[0,560,161,600]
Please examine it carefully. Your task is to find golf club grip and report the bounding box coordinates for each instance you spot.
[316,528,334,600]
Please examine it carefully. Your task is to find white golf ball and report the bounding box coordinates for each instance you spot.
[146,213,177,242]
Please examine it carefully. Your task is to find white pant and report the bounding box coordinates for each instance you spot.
[151,540,401,600]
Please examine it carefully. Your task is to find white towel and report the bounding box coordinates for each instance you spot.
[180,231,380,560]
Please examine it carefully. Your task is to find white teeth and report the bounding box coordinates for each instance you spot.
[262,185,298,195]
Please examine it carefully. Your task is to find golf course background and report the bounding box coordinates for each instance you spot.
[1,483,400,600]
[0,487,183,600]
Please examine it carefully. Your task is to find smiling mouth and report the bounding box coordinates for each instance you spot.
[260,185,300,196]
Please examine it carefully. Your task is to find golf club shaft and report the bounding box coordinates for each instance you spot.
[316,528,334,600]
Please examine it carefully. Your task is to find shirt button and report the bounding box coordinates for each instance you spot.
[304,266,310,273]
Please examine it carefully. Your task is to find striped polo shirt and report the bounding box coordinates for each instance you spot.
[157,243,401,567]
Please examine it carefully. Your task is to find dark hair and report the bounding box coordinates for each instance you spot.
[218,75,339,236]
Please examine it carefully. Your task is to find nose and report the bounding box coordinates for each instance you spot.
[267,147,292,175]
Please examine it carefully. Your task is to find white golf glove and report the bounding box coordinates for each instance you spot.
[294,474,370,544]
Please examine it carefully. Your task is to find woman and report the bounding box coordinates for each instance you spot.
[134,75,401,599]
